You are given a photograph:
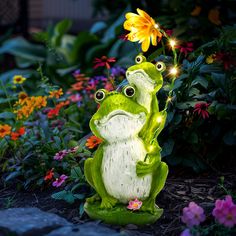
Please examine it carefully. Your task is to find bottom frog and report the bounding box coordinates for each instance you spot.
[84,87,168,225]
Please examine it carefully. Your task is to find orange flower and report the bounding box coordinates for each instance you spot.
[0,124,12,138]
[18,127,25,135]
[124,8,162,52]
[191,6,202,16]
[44,168,54,181]
[49,88,63,99]
[208,8,221,26]
[47,101,70,119]
[85,135,102,149]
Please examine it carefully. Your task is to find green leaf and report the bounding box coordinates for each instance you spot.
[0,112,15,119]
[71,167,83,179]
[223,130,236,145]
[161,139,175,157]
[90,21,107,34]
[51,19,72,47]
[211,73,226,90]
[0,37,46,62]
[191,76,208,89]
[102,5,131,43]
[147,48,163,62]
[74,193,85,200]
[52,190,75,204]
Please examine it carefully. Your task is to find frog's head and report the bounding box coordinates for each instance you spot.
[90,87,147,143]
[126,55,165,94]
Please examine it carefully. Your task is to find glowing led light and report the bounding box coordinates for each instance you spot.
[148,145,155,152]
[167,97,172,103]
[170,67,178,76]
[169,39,176,48]
[156,116,162,123]
[154,23,159,29]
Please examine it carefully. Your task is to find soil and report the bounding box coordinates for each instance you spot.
[0,168,235,236]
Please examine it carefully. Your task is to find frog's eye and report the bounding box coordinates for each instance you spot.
[123,85,135,98]
[135,55,146,64]
[95,90,106,103]
[155,61,166,72]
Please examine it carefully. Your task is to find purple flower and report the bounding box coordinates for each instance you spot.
[54,150,68,160]
[181,202,206,228]
[72,69,81,77]
[110,66,126,77]
[68,146,79,153]
[212,195,236,228]
[180,229,192,236]
[93,76,107,82]
[52,174,68,187]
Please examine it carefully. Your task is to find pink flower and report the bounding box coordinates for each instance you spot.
[181,202,206,228]
[176,42,194,57]
[69,94,82,103]
[54,150,68,160]
[180,229,192,236]
[193,102,210,119]
[127,198,142,211]
[52,174,68,187]
[93,56,116,69]
[212,195,236,228]
[165,29,173,37]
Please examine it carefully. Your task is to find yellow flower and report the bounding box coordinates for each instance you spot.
[49,88,63,99]
[206,54,215,64]
[123,8,162,52]
[13,75,26,84]
[0,124,12,138]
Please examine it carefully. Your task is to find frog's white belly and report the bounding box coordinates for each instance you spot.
[102,138,152,203]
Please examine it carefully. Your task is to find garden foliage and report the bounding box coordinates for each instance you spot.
[0,0,235,212]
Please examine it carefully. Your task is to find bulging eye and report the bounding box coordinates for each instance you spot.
[155,61,166,72]
[135,55,146,64]
[124,86,135,97]
[95,90,106,103]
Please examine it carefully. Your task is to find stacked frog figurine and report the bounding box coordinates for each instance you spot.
[84,55,168,225]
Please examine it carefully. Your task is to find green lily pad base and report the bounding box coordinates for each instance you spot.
[84,201,163,226]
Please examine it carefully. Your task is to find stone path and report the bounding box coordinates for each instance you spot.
[0,208,121,236]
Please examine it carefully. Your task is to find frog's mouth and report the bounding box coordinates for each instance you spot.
[126,69,156,88]
[94,110,146,127]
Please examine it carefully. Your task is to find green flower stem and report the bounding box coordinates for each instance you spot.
[0,80,13,111]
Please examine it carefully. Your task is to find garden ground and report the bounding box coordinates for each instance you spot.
[0,168,235,236]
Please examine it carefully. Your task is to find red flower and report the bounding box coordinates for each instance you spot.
[93,56,116,69]
[193,102,210,119]
[176,42,194,57]
[165,29,173,37]
[214,52,236,70]
[10,127,25,141]
[44,168,54,181]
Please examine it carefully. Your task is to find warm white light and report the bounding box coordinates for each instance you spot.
[148,145,154,152]
[167,97,172,103]
[154,23,159,29]
[169,39,176,48]
[156,116,162,123]
[170,67,178,75]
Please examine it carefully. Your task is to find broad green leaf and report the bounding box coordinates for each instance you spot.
[0,112,15,119]
[90,21,107,34]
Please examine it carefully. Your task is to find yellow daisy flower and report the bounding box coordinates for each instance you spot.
[13,75,26,84]
[123,8,162,52]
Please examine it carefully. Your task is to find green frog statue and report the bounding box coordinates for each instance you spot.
[84,55,168,225]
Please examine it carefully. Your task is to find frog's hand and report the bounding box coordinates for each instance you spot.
[142,110,167,144]
[90,144,118,209]
[136,152,161,177]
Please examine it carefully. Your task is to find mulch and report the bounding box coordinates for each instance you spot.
[0,168,235,236]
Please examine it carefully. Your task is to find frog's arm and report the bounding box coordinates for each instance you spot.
[142,110,167,146]
[136,141,161,177]
[91,144,117,208]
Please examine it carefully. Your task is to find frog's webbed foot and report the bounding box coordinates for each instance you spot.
[100,196,118,209]
[86,193,101,203]
[141,198,157,214]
